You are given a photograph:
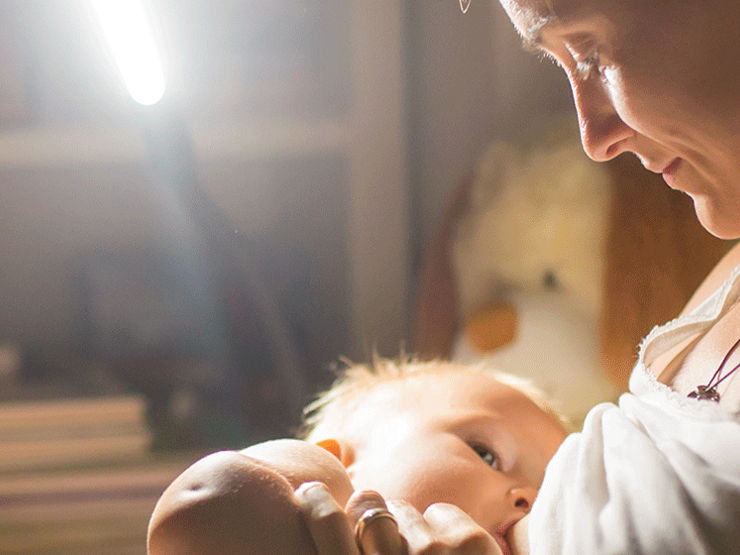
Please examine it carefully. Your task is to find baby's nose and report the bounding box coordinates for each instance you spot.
[508,485,537,514]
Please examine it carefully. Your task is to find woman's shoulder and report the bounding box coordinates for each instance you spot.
[680,241,740,315]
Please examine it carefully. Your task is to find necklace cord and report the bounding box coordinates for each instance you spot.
[707,336,740,388]
[714,361,740,387]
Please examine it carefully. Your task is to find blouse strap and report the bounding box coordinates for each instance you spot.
[641,263,740,367]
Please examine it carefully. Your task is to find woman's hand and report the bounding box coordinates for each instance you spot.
[295,483,505,555]
[295,483,403,555]
[385,500,505,555]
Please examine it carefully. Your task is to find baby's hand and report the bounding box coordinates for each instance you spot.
[148,450,317,555]
[147,439,355,555]
[240,439,353,505]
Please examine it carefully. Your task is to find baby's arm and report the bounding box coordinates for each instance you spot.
[147,439,354,555]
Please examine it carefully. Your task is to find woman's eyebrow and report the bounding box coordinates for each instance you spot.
[520,15,558,53]
[520,17,557,54]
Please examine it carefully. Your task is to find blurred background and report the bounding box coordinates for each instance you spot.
[0,0,569,443]
[2,0,709,554]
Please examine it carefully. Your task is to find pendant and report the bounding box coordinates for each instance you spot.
[688,385,720,402]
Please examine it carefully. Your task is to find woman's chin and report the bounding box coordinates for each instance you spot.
[692,194,740,240]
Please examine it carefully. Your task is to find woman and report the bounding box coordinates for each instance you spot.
[296,0,740,553]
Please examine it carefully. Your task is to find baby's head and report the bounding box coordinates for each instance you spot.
[298,358,569,540]
[148,358,568,555]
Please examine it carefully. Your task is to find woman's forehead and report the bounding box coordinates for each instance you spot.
[499,0,600,38]
[498,0,557,39]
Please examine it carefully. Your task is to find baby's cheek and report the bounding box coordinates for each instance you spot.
[351,460,451,515]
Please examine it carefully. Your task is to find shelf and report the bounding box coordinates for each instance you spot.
[0,454,194,555]
[0,117,350,169]
[190,117,350,161]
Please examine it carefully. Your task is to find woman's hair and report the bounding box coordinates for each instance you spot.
[297,356,572,441]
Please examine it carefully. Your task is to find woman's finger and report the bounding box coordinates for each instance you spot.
[423,503,503,555]
[346,490,405,555]
[384,500,448,555]
[295,482,361,555]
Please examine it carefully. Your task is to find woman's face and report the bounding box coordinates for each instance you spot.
[498,0,740,238]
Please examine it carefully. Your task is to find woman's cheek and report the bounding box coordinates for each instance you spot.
[602,68,650,134]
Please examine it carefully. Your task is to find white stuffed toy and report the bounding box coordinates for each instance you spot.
[413,126,729,427]
[451,139,619,425]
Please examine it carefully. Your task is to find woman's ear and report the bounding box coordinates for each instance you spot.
[315,438,354,468]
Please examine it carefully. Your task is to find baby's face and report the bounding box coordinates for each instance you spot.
[246,371,566,551]
[341,371,566,546]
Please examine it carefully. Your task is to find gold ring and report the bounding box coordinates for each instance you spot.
[354,507,398,546]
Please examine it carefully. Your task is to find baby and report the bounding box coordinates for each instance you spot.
[147,358,568,555]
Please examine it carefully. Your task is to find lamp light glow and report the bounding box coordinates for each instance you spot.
[92,0,166,106]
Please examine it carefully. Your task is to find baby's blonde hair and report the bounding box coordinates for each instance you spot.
[298,357,571,441]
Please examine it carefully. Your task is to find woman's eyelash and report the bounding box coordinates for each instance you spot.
[471,443,501,471]
[575,53,602,81]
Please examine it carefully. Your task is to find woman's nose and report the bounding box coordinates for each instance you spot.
[508,485,537,514]
[570,77,633,162]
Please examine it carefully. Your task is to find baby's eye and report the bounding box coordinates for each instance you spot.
[471,444,500,471]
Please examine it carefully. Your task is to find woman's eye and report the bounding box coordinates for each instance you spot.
[471,444,500,470]
[574,53,602,81]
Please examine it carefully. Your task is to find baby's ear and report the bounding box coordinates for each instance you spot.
[315,439,354,468]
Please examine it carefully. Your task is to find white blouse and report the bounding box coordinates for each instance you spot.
[529,265,740,554]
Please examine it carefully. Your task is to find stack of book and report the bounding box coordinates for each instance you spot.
[0,395,151,473]
[0,395,195,555]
